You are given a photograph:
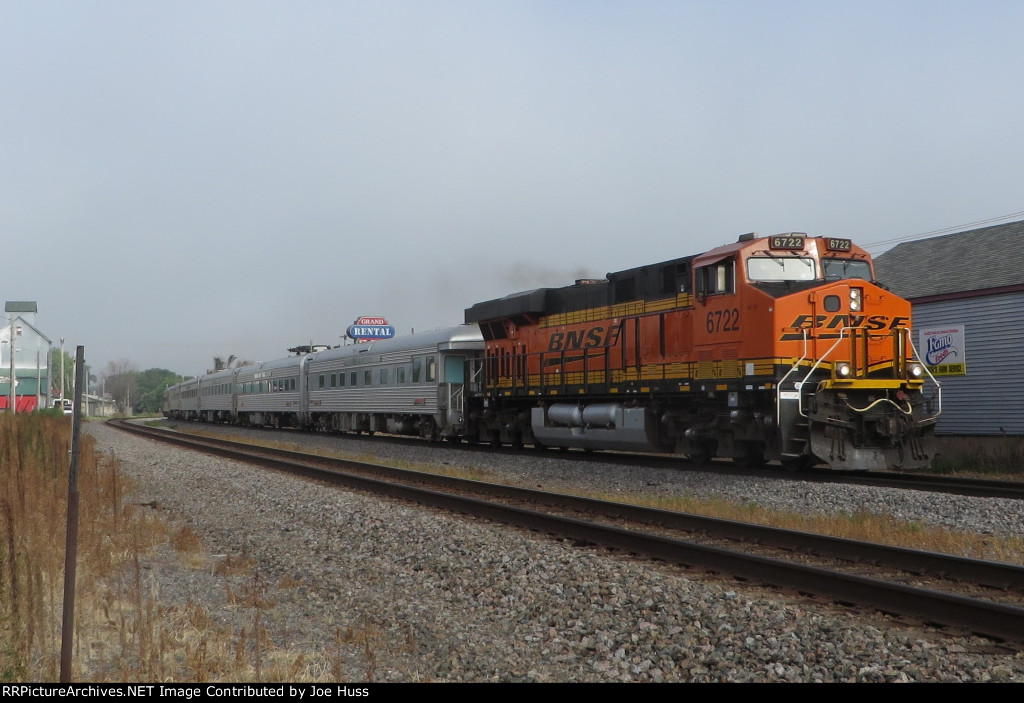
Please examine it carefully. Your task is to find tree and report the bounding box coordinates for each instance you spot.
[101,359,139,414]
[135,368,183,413]
[49,347,75,399]
[212,355,236,372]
[211,355,253,373]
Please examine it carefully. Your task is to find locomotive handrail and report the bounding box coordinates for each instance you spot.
[791,326,941,420]
[796,329,851,417]
[905,330,942,421]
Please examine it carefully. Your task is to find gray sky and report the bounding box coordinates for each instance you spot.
[3,1,1022,377]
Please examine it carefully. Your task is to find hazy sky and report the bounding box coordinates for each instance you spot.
[3,1,1022,377]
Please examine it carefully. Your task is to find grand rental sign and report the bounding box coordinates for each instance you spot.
[347,316,396,341]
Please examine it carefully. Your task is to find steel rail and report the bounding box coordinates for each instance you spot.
[110,419,1024,642]
[152,417,1024,500]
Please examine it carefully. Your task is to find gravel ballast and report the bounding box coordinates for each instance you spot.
[87,422,1024,682]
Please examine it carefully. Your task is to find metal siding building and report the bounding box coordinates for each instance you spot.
[908,293,1023,434]
[1,301,53,411]
[874,220,1024,436]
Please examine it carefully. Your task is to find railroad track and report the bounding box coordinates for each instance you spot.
[156,418,1024,501]
[109,418,1024,644]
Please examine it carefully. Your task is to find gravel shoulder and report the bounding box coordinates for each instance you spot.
[87,422,1024,682]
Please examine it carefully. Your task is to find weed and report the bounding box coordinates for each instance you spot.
[0,415,348,682]
[932,436,1024,476]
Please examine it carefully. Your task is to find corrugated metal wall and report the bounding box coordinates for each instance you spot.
[912,291,1023,435]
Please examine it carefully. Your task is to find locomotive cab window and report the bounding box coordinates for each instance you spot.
[746,255,816,282]
[822,258,872,281]
[696,258,735,296]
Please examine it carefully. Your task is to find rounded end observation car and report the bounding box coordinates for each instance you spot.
[465,232,940,471]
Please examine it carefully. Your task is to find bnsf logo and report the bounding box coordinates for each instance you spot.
[781,314,909,341]
[548,325,621,351]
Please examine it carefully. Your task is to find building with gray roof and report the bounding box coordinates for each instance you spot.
[873,220,1024,436]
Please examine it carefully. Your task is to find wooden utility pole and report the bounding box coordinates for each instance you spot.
[60,346,85,682]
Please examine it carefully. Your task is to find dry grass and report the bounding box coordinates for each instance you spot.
[617,493,1024,565]
[0,413,373,682]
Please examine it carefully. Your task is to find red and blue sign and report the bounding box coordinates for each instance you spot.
[347,316,396,341]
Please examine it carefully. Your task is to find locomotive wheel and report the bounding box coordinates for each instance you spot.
[781,454,815,472]
[734,443,766,469]
[687,444,712,466]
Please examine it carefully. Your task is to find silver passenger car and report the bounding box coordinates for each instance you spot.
[163,325,485,439]
[163,376,200,420]
[235,355,304,427]
[303,325,484,439]
[197,368,237,423]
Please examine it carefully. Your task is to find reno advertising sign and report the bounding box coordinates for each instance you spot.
[919,324,966,376]
[347,316,396,341]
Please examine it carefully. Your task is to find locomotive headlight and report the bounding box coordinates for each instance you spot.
[836,363,853,378]
[849,287,863,312]
[908,363,924,379]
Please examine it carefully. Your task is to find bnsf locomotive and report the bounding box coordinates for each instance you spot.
[164,232,939,471]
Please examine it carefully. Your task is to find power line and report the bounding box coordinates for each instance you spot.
[863,209,1024,252]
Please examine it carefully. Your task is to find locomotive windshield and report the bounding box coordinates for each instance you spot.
[822,258,872,281]
[746,256,816,282]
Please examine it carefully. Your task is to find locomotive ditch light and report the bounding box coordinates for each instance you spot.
[849,287,863,311]
[836,363,853,378]
[908,363,924,379]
